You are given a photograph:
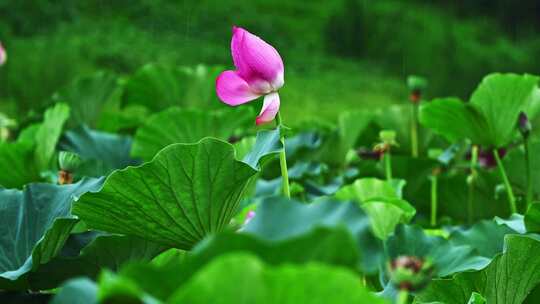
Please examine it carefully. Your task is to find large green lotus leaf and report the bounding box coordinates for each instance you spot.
[318,110,374,166]
[105,227,359,302]
[525,203,540,233]
[387,225,490,278]
[284,131,321,160]
[131,107,253,161]
[71,253,387,304]
[335,178,404,201]
[59,125,137,177]
[122,64,190,111]
[242,128,282,170]
[419,97,490,145]
[494,214,526,233]
[416,235,540,304]
[182,64,225,109]
[504,140,540,200]
[0,140,40,188]
[52,71,119,129]
[169,253,387,304]
[362,199,416,240]
[448,219,519,258]
[97,105,149,134]
[233,129,282,199]
[28,233,166,290]
[73,135,280,249]
[334,178,415,240]
[122,64,222,111]
[50,277,98,304]
[184,228,358,284]
[34,102,70,171]
[391,156,438,211]
[420,74,539,147]
[437,171,511,222]
[470,73,539,148]
[243,196,382,273]
[0,178,104,289]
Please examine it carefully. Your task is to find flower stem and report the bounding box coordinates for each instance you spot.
[524,137,533,210]
[384,151,392,181]
[467,145,479,224]
[411,103,419,158]
[430,173,438,227]
[493,150,517,214]
[397,290,409,304]
[275,112,290,198]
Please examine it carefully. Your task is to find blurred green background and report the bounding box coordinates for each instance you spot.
[1,0,539,123]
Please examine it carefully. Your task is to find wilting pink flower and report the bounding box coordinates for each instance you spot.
[216,26,284,125]
[0,42,6,66]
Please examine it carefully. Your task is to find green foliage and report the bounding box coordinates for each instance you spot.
[243,196,382,273]
[29,234,165,290]
[122,64,223,112]
[52,71,120,129]
[420,74,539,147]
[387,225,489,278]
[131,107,253,161]
[35,102,70,171]
[3,3,540,301]
[0,140,39,188]
[524,203,540,233]
[59,126,136,177]
[0,178,103,289]
[74,134,280,249]
[169,253,387,304]
[335,178,415,240]
[416,235,540,304]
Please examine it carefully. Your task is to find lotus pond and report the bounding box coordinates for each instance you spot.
[1,24,540,304]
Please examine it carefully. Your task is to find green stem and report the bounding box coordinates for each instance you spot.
[467,182,474,225]
[467,145,479,224]
[524,138,533,210]
[430,173,438,227]
[275,112,290,198]
[411,104,419,158]
[493,150,517,214]
[384,151,392,181]
[397,290,409,304]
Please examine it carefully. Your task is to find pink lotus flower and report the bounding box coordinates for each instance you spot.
[216,27,284,125]
[0,42,6,66]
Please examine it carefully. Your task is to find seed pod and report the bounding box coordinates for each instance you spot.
[379,130,398,147]
[58,151,82,172]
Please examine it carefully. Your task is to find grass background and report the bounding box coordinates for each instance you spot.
[1,0,540,124]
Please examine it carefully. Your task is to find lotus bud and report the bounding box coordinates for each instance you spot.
[388,255,434,291]
[407,75,428,103]
[518,112,531,139]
